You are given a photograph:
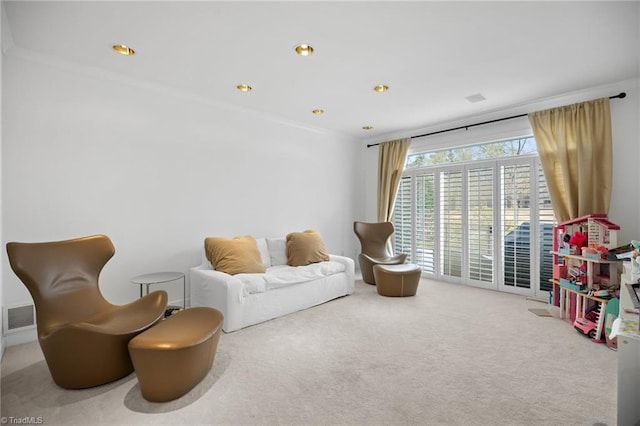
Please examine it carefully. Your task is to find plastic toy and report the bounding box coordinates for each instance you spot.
[574,317,601,339]
[632,240,640,273]
[569,231,588,250]
[573,303,607,341]
[589,289,610,298]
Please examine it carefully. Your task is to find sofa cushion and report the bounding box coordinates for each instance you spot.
[255,238,271,269]
[234,262,347,295]
[266,237,288,266]
[286,230,330,267]
[205,236,266,275]
[265,262,346,290]
[236,273,268,294]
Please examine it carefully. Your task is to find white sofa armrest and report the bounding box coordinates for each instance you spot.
[189,265,244,331]
[329,254,356,294]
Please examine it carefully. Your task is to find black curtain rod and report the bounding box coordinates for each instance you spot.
[366,92,627,148]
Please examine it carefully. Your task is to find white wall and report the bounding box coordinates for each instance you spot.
[357,78,640,245]
[0,2,5,357]
[609,80,640,242]
[1,52,359,345]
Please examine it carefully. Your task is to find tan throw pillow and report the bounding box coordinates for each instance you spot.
[286,230,330,267]
[204,236,266,275]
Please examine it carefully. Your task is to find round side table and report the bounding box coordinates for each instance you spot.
[131,271,186,309]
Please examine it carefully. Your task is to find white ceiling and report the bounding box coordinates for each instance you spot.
[2,1,639,142]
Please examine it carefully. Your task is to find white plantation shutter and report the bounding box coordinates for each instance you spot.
[538,161,555,291]
[440,170,463,278]
[501,163,533,289]
[468,167,494,283]
[416,173,436,274]
[392,176,413,263]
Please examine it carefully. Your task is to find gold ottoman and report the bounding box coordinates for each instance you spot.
[373,264,421,297]
[128,307,223,402]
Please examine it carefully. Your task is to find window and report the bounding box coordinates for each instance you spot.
[393,137,554,298]
[405,137,539,168]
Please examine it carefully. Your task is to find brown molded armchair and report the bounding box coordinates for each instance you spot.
[6,234,168,389]
[353,221,407,284]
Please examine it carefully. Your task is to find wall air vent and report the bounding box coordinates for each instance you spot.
[3,303,36,334]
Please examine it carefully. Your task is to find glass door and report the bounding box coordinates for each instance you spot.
[467,165,496,289]
[440,169,463,282]
[416,173,437,275]
[499,158,537,297]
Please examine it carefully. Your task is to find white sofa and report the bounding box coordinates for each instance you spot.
[189,237,355,332]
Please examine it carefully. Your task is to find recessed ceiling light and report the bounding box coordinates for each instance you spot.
[112,44,135,56]
[236,84,252,92]
[295,44,314,56]
[362,125,374,130]
[373,85,389,93]
[312,109,324,115]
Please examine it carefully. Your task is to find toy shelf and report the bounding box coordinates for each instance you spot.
[551,215,621,306]
[550,214,622,345]
[550,252,620,339]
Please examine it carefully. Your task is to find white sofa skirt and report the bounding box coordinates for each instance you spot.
[190,255,355,332]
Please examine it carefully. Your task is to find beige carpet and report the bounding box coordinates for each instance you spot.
[1,279,617,425]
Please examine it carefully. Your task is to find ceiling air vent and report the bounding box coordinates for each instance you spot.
[465,93,486,103]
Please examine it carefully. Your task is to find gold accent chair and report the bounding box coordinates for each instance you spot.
[6,234,168,389]
[353,221,407,285]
